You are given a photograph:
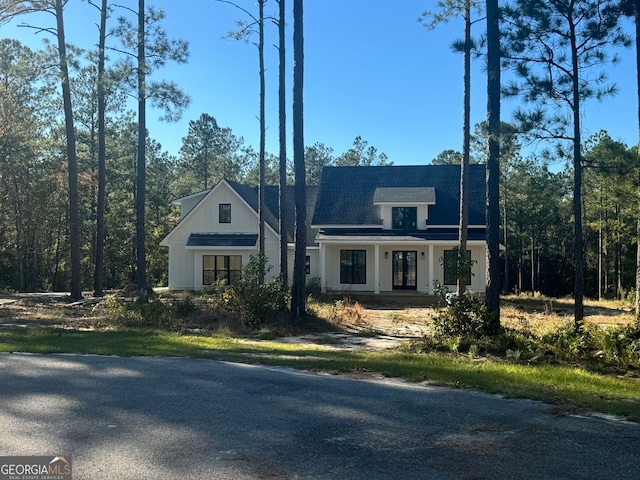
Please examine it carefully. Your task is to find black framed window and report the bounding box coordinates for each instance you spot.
[443,249,471,285]
[340,250,366,284]
[203,255,241,285]
[219,203,231,223]
[392,207,417,230]
[305,255,311,275]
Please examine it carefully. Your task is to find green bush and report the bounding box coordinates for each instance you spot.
[104,296,173,329]
[431,293,496,340]
[223,253,290,325]
[540,322,640,370]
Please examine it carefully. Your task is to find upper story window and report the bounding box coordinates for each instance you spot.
[392,207,417,230]
[219,203,231,223]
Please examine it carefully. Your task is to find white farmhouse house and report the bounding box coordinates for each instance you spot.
[160,164,488,294]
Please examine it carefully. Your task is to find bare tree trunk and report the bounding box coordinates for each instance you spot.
[258,0,266,284]
[570,17,584,325]
[136,0,149,303]
[457,0,471,296]
[94,0,107,297]
[530,236,535,292]
[290,0,306,319]
[484,0,501,330]
[55,0,82,300]
[278,0,288,284]
[598,206,603,301]
[635,1,640,324]
[502,183,509,293]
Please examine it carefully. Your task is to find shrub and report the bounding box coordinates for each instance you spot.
[104,296,173,329]
[222,253,289,325]
[431,293,496,340]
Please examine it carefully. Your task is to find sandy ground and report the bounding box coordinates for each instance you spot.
[0,292,635,351]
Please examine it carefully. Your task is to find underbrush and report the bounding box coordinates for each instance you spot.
[413,292,640,374]
[101,254,336,336]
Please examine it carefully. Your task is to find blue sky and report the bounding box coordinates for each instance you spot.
[1,0,638,166]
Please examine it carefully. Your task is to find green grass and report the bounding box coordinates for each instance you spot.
[1,327,639,420]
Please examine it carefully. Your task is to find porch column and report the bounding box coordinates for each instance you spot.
[374,244,380,294]
[319,242,326,293]
[428,244,434,294]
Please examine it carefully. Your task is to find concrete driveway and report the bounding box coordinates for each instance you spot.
[0,353,638,479]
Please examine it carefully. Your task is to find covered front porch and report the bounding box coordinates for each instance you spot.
[316,230,487,296]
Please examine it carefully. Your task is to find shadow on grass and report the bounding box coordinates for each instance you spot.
[1,327,639,421]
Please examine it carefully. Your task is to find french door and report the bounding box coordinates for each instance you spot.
[392,251,417,290]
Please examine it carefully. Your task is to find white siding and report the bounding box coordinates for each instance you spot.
[168,245,195,289]
[286,247,320,285]
[163,181,281,290]
[432,244,486,294]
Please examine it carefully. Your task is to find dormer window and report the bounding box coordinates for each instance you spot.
[373,187,435,231]
[392,207,417,230]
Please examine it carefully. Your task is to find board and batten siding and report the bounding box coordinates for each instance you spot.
[163,181,280,289]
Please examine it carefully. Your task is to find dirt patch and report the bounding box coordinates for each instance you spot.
[0,292,635,351]
[0,293,107,330]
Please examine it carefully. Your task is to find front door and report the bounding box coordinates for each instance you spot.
[392,251,417,290]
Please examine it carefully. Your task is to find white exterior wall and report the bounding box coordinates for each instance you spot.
[163,181,489,295]
[431,244,486,294]
[162,181,281,290]
[320,242,487,294]
[286,247,320,284]
[167,244,195,290]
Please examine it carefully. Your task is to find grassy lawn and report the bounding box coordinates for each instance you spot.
[1,326,639,421]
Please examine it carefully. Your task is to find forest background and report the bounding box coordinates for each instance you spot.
[0,0,638,301]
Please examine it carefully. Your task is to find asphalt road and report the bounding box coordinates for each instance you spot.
[0,353,638,479]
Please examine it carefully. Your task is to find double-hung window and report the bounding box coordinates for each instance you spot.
[340,250,366,284]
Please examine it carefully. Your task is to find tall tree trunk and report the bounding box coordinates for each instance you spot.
[616,205,622,299]
[94,0,107,297]
[502,184,509,293]
[258,0,266,284]
[598,204,603,301]
[484,0,501,329]
[570,15,584,325]
[278,0,288,284]
[136,0,149,303]
[634,0,640,326]
[290,0,306,319]
[55,0,82,300]
[457,0,471,296]
[530,236,535,292]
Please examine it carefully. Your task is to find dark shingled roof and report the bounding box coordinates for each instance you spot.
[312,165,486,227]
[226,180,319,245]
[187,233,258,247]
